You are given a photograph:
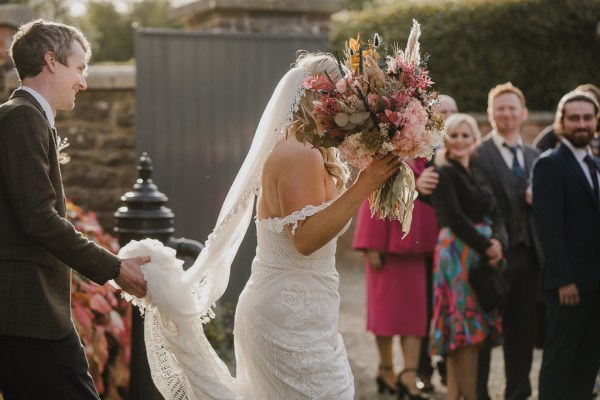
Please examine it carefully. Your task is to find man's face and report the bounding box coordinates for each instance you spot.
[561,101,597,148]
[489,92,527,135]
[54,40,88,111]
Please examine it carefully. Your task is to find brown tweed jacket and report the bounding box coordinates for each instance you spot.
[0,90,119,340]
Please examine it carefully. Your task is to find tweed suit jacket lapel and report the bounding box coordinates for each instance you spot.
[9,89,55,145]
[8,90,66,217]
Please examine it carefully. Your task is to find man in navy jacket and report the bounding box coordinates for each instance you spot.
[532,90,600,400]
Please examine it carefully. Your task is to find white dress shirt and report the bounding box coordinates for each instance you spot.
[19,85,55,129]
[491,130,525,171]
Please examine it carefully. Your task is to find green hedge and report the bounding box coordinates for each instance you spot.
[331,0,600,112]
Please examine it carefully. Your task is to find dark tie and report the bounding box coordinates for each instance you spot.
[583,155,599,204]
[503,143,525,180]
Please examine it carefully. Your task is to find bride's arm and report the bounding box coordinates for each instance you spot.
[276,148,399,256]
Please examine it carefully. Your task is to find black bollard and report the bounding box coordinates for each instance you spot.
[114,152,202,400]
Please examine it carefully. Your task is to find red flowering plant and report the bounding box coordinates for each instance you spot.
[66,200,132,400]
[299,20,445,236]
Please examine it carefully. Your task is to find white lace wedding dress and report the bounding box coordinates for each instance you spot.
[120,201,354,400]
[117,66,355,400]
[234,202,354,399]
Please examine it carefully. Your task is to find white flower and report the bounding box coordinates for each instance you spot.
[56,135,71,165]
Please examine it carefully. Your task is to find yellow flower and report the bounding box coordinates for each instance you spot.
[348,33,380,74]
[348,34,361,52]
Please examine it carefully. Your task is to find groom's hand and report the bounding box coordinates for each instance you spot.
[115,256,150,298]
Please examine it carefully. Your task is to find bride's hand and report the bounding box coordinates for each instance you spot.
[354,153,400,195]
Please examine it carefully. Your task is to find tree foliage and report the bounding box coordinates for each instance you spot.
[0,0,182,63]
[76,0,182,63]
[331,0,600,111]
[78,1,134,62]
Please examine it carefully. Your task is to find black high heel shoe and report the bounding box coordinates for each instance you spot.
[376,364,398,394]
[397,368,430,400]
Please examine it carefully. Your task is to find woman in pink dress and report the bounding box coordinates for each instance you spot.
[353,158,438,399]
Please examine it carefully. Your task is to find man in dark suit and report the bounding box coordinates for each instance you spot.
[471,83,541,400]
[0,20,148,399]
[532,90,600,400]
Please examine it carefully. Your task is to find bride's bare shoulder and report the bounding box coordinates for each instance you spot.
[265,137,322,172]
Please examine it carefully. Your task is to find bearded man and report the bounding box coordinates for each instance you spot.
[532,90,600,400]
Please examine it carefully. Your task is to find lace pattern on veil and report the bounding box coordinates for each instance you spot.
[118,67,310,400]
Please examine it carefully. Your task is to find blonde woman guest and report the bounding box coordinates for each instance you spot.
[429,113,508,400]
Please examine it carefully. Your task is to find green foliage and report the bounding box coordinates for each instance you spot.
[130,0,182,30]
[75,0,182,63]
[2,0,181,62]
[331,0,600,111]
[342,0,377,11]
[203,301,236,364]
[79,1,134,62]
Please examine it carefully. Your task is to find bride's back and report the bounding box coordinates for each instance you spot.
[258,136,338,222]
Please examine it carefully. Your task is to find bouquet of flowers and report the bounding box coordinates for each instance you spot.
[299,20,445,236]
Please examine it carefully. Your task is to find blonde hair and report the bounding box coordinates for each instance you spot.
[553,90,600,137]
[437,113,481,166]
[292,51,349,190]
[444,113,481,141]
[317,147,349,191]
[487,82,526,111]
[574,83,600,102]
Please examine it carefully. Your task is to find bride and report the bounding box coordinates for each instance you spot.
[119,52,400,399]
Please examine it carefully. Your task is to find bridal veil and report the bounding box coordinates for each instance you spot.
[118,66,309,399]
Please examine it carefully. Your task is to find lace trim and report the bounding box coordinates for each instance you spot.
[257,200,333,235]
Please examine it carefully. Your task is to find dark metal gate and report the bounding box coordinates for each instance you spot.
[135,29,328,301]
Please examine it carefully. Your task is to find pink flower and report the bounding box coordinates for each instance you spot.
[384,109,402,127]
[339,140,372,170]
[367,93,379,111]
[336,78,349,94]
[382,96,391,109]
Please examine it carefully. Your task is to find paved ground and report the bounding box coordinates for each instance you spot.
[2,261,594,400]
[337,263,544,400]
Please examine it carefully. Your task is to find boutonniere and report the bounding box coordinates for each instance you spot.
[57,135,71,165]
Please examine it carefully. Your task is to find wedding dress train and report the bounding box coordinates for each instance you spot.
[121,201,354,400]
[117,66,354,400]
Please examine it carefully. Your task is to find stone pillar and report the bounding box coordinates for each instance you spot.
[170,0,343,34]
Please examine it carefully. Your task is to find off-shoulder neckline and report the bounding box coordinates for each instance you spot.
[256,200,334,224]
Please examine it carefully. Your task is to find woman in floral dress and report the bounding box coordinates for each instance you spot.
[429,113,508,400]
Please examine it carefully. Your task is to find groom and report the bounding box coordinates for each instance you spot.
[0,20,148,399]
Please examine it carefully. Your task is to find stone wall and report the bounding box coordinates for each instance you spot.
[2,65,137,230]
